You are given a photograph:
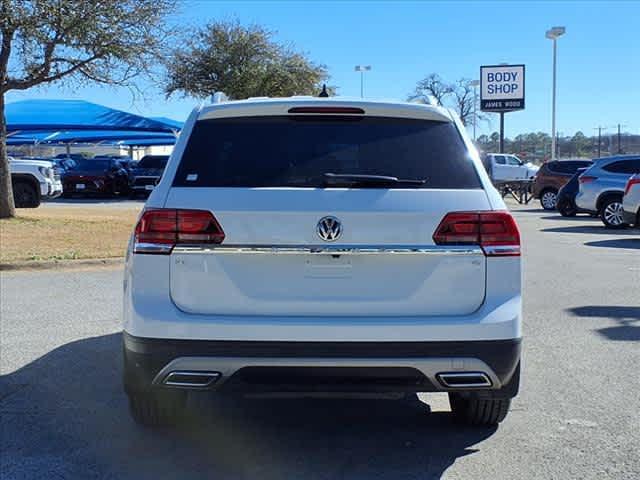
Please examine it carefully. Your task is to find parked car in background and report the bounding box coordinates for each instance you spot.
[556,168,590,217]
[482,153,539,182]
[531,159,593,210]
[62,158,130,197]
[127,154,169,197]
[575,155,640,228]
[94,155,135,170]
[51,157,78,174]
[9,157,63,207]
[622,173,640,227]
[55,153,86,161]
[124,97,522,428]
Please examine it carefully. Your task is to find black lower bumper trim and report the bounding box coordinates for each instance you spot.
[123,333,521,395]
[622,210,637,226]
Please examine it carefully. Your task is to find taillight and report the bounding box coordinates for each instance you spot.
[579,175,597,184]
[433,211,520,257]
[134,209,225,254]
[624,175,640,195]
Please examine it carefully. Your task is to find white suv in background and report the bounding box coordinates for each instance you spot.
[123,97,522,427]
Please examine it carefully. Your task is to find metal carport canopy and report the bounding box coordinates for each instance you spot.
[6,130,177,145]
[6,99,178,133]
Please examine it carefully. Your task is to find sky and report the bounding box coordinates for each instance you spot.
[6,0,640,139]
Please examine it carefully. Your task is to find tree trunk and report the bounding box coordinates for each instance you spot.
[0,91,15,218]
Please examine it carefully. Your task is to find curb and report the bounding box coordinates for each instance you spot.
[0,257,124,272]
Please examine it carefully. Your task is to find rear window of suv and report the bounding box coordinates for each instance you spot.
[547,160,592,174]
[173,116,482,189]
[602,159,640,174]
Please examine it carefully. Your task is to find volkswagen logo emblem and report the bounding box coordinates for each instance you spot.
[316,216,342,242]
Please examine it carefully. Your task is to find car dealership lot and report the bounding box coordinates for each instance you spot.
[1,204,638,479]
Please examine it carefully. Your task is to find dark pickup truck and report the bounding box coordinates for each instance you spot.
[128,155,169,197]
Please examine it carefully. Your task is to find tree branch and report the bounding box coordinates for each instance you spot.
[5,53,102,90]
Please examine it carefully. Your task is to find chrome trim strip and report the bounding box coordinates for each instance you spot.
[133,242,173,254]
[482,245,521,256]
[172,244,483,256]
[164,371,220,388]
[436,372,493,388]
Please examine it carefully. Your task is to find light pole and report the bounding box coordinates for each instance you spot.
[470,79,480,141]
[546,26,566,159]
[354,65,371,98]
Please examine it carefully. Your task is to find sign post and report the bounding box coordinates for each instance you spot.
[480,64,525,153]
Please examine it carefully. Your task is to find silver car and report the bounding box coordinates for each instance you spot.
[575,155,640,228]
[622,173,640,227]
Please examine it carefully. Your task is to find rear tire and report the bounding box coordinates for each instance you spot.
[540,189,558,210]
[13,181,40,208]
[557,198,577,217]
[600,197,627,229]
[128,390,185,427]
[448,394,511,426]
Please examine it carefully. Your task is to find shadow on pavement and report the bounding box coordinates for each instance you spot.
[539,215,599,221]
[0,333,497,479]
[509,207,546,214]
[584,239,640,250]
[567,306,640,342]
[542,225,637,235]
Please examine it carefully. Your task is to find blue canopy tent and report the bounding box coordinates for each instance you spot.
[7,130,176,145]
[150,117,184,130]
[6,99,178,133]
[6,99,181,155]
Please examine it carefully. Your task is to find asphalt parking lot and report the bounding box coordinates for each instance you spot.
[1,203,639,479]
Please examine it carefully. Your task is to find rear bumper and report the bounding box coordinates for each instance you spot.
[575,190,597,212]
[130,176,160,191]
[557,192,591,213]
[622,209,637,226]
[123,332,521,397]
[39,180,62,197]
[63,181,111,194]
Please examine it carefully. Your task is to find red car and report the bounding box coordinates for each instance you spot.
[62,158,130,197]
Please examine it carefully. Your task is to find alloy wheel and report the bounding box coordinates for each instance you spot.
[603,202,624,226]
[541,191,557,210]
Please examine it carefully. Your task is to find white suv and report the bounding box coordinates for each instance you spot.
[123,97,522,427]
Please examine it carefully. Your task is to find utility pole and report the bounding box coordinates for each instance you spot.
[594,126,607,158]
[616,124,627,154]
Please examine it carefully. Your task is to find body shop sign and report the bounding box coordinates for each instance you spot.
[480,64,525,112]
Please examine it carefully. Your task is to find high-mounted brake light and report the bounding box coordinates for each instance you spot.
[287,107,365,114]
[579,175,597,184]
[433,211,521,257]
[624,174,640,195]
[134,209,225,254]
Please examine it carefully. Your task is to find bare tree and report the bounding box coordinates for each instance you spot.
[165,21,332,100]
[0,0,175,218]
[452,78,486,127]
[409,74,485,128]
[408,73,453,106]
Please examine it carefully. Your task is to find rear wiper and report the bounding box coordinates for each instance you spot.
[322,173,427,187]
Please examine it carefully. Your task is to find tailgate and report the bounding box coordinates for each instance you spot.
[167,188,488,317]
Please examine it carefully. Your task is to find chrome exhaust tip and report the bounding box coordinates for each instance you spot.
[163,371,220,388]
[436,372,492,389]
